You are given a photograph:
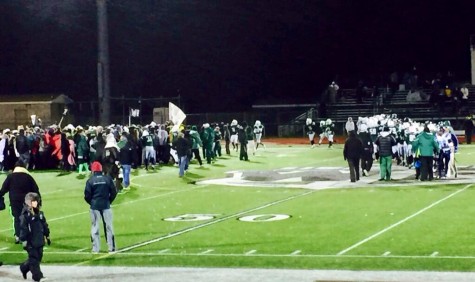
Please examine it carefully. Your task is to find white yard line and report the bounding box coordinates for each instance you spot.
[0,184,202,234]
[337,184,472,256]
[4,249,475,261]
[75,190,317,265]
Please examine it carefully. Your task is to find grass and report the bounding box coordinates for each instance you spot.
[1,141,475,271]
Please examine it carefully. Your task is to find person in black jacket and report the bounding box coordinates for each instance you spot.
[84,161,117,253]
[238,123,249,161]
[343,131,364,182]
[15,128,31,169]
[357,124,374,176]
[0,160,41,243]
[464,115,474,144]
[375,126,397,181]
[19,192,50,282]
[172,131,192,177]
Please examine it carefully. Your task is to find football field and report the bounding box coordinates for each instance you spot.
[1,141,475,275]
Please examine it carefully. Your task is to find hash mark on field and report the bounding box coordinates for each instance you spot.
[281,167,297,170]
[0,247,9,251]
[246,250,257,255]
[199,249,214,255]
[291,250,301,255]
[158,249,170,254]
[431,252,439,257]
[382,251,391,256]
[337,184,472,256]
[75,248,88,253]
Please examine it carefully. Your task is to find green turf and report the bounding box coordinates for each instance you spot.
[1,142,475,271]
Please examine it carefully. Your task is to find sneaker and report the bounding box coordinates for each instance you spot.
[15,236,20,244]
[362,169,368,176]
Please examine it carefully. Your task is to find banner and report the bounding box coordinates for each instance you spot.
[130,108,140,117]
[169,102,186,132]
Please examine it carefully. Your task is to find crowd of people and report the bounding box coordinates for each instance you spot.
[342,114,460,183]
[0,119,267,188]
[0,118,267,281]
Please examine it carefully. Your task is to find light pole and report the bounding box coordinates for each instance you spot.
[97,0,111,125]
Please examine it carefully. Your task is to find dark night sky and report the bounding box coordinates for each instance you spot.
[0,0,474,113]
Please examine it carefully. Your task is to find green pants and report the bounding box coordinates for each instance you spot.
[380,155,392,180]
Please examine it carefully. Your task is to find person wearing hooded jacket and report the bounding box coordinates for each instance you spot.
[412,126,439,181]
[84,161,117,253]
[0,160,41,244]
[375,126,397,181]
[189,125,203,166]
[19,192,50,282]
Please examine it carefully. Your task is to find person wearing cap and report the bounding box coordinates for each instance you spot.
[19,192,50,281]
[0,160,41,244]
[375,126,397,181]
[84,161,117,253]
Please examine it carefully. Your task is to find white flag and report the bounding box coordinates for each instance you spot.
[169,102,186,132]
[130,108,140,117]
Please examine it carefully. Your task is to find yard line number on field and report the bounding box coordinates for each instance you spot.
[337,184,473,256]
[76,189,317,265]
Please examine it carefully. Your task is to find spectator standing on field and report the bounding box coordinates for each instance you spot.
[223,124,231,155]
[19,192,50,282]
[357,124,374,176]
[172,131,192,177]
[0,160,41,244]
[238,123,249,161]
[118,133,133,190]
[411,126,439,181]
[464,115,474,144]
[345,117,355,135]
[15,127,31,169]
[343,131,364,182]
[84,161,117,253]
[375,126,397,181]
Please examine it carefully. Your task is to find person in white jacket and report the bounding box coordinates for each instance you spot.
[345,117,355,135]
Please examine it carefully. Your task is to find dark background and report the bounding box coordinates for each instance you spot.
[0,0,474,114]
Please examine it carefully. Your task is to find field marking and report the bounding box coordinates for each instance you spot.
[75,190,317,265]
[246,250,257,255]
[158,249,170,253]
[337,184,472,255]
[199,249,214,255]
[0,185,203,234]
[382,251,391,256]
[431,252,439,257]
[291,250,301,255]
[75,248,88,253]
[6,249,475,260]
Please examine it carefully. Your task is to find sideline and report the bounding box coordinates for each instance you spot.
[3,265,475,282]
[337,183,473,255]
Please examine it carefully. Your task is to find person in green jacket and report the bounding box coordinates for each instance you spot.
[412,126,439,181]
[189,126,203,166]
[76,129,90,175]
